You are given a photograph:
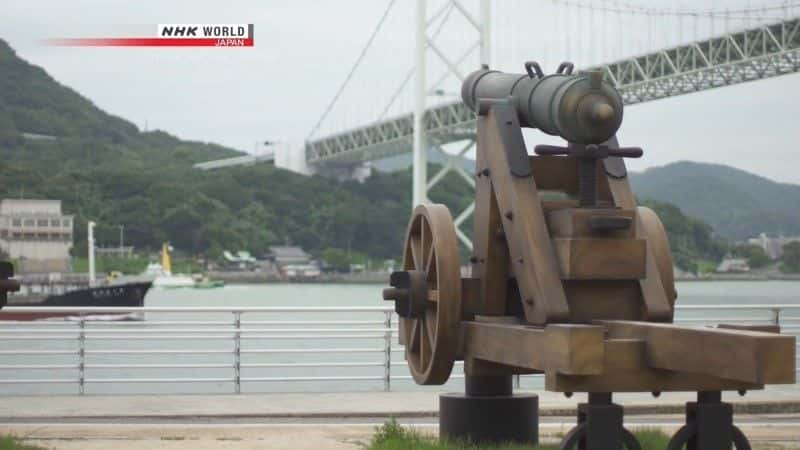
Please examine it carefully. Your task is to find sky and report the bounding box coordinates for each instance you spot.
[3,0,800,183]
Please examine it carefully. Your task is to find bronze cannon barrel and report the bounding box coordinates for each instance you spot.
[460,62,623,145]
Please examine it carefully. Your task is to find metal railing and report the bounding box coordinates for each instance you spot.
[0,304,797,395]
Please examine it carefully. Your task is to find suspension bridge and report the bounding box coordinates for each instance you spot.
[197,0,800,248]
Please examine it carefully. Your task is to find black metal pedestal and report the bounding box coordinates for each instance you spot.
[439,375,538,444]
[559,393,641,450]
[667,391,752,450]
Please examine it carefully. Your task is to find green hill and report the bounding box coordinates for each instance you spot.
[0,38,745,272]
[0,39,471,262]
[630,161,800,240]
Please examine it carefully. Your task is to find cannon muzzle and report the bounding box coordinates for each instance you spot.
[461,62,623,145]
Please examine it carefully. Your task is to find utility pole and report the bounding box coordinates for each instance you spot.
[118,225,124,257]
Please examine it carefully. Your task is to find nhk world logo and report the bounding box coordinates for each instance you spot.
[47,24,254,47]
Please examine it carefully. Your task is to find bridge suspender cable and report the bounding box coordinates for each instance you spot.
[378,3,455,121]
[306,0,398,140]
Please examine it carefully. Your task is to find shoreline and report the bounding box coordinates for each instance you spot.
[12,272,800,288]
[677,273,800,282]
[208,271,800,284]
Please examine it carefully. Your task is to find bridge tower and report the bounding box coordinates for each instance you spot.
[413,0,490,247]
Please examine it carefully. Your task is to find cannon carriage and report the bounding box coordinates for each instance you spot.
[383,62,796,449]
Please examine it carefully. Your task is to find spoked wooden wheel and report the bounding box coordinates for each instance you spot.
[390,204,461,385]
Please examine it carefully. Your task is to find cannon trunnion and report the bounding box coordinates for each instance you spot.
[383,62,795,449]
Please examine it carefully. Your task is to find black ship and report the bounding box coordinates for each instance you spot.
[1,281,152,321]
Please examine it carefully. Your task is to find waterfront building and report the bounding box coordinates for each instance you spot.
[748,232,800,260]
[716,257,750,273]
[0,199,74,272]
[267,246,311,268]
[222,250,258,270]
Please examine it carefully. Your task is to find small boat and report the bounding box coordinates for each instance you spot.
[193,277,225,289]
[1,220,151,321]
[145,243,196,288]
[282,264,321,282]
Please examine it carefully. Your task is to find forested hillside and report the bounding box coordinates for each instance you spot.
[0,39,472,261]
[630,161,800,240]
[0,39,742,270]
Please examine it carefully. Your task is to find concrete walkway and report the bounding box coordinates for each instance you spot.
[2,387,800,449]
[2,424,372,450]
[7,421,799,450]
[3,416,800,450]
[2,386,800,420]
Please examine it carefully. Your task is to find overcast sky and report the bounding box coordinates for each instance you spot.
[3,0,800,183]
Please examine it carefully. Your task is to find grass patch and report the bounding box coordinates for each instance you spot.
[366,420,673,450]
[0,435,47,450]
[632,428,671,449]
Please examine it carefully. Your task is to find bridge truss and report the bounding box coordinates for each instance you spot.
[305,16,800,249]
[306,17,800,166]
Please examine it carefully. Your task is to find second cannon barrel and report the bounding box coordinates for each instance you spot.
[460,62,623,145]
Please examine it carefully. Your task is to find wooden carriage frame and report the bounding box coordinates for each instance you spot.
[385,96,795,450]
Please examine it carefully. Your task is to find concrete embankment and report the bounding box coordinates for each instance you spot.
[209,271,389,284]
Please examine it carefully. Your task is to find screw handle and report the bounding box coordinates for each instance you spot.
[533,143,644,207]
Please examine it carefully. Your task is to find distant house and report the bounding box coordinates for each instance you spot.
[222,250,258,270]
[0,199,74,272]
[267,246,311,268]
[716,258,750,273]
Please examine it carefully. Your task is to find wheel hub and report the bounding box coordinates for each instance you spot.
[383,270,427,319]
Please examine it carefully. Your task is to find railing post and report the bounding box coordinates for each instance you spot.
[771,308,781,327]
[234,311,241,394]
[78,315,85,395]
[384,310,392,392]
[514,374,521,390]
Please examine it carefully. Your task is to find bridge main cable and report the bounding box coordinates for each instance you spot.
[306,0,399,141]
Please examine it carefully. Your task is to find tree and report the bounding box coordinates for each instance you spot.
[640,199,727,272]
[321,248,351,273]
[731,244,770,269]
[781,241,800,273]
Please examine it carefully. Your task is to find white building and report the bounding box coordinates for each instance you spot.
[0,199,74,272]
[748,233,800,260]
[716,258,750,273]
